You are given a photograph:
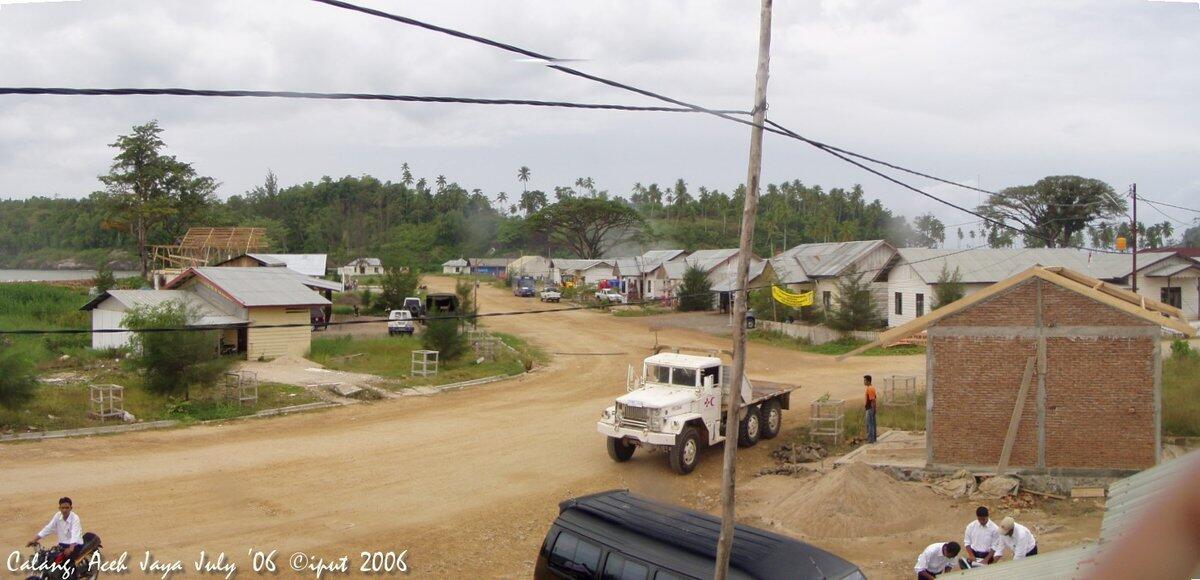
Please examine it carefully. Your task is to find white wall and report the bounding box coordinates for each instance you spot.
[91,307,132,350]
[1138,271,1200,321]
[582,265,616,285]
[886,262,934,327]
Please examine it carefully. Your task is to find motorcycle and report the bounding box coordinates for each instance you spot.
[21,533,102,580]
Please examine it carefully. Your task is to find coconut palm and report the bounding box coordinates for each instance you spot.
[497,191,509,208]
[518,166,531,193]
[436,174,447,192]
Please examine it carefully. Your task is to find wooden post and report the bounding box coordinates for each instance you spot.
[996,356,1037,474]
[714,1,773,577]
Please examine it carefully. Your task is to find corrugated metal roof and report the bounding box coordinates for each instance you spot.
[711,260,768,292]
[779,240,889,278]
[172,267,333,307]
[769,255,811,284]
[443,258,468,267]
[554,258,614,270]
[944,543,1101,579]
[642,249,685,263]
[897,248,1179,284]
[345,257,382,267]
[471,257,514,268]
[247,253,327,277]
[1142,260,1200,278]
[82,290,246,326]
[685,249,740,273]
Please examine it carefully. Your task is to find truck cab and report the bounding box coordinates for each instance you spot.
[598,351,793,474]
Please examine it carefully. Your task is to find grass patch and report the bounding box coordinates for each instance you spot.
[841,393,927,440]
[1163,354,1200,437]
[0,282,92,364]
[0,371,320,433]
[310,330,539,390]
[613,305,671,318]
[749,329,924,356]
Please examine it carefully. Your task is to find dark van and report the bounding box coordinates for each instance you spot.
[535,490,865,580]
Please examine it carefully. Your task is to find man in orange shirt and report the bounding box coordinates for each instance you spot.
[864,375,877,443]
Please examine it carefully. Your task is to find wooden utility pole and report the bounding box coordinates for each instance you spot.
[714,0,773,577]
[1131,183,1138,293]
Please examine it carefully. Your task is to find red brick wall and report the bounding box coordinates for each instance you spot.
[930,278,1159,471]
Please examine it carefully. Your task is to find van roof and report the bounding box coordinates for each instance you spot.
[557,490,862,579]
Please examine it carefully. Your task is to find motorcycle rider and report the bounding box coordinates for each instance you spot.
[27,497,83,559]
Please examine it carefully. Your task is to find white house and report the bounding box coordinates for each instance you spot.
[338,257,384,283]
[773,240,897,316]
[883,248,1200,328]
[442,258,469,275]
[552,259,616,286]
[612,249,686,300]
[507,255,554,281]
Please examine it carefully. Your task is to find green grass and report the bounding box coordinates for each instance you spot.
[613,305,671,318]
[841,393,927,440]
[749,329,925,356]
[0,283,92,364]
[0,370,320,433]
[310,331,539,390]
[1163,354,1200,437]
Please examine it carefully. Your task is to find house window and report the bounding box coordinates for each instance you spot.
[894,292,903,315]
[1162,286,1183,309]
[822,291,832,311]
[916,293,925,317]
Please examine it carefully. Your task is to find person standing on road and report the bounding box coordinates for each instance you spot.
[914,541,961,579]
[994,516,1037,561]
[27,497,83,558]
[864,375,877,443]
[964,506,1001,564]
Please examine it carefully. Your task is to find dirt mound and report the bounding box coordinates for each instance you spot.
[741,462,941,538]
[269,355,323,368]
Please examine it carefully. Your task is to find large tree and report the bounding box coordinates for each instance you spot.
[96,120,217,277]
[976,175,1124,248]
[530,198,643,258]
[911,213,946,248]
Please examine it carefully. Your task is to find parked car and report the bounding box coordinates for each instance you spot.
[535,489,865,580]
[540,287,562,302]
[746,308,757,329]
[388,309,415,336]
[514,275,537,297]
[595,289,626,304]
[311,308,329,331]
[403,296,425,319]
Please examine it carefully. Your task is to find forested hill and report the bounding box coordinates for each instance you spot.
[0,171,924,270]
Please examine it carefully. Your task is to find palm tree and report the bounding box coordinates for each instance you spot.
[436,174,447,192]
[401,162,413,187]
[496,191,509,209]
[518,166,531,193]
[509,204,518,216]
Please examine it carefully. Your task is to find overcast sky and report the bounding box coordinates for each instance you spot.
[1,0,1197,232]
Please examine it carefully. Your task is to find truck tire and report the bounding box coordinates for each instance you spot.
[738,406,761,448]
[669,427,701,475]
[607,437,635,462]
[760,400,783,440]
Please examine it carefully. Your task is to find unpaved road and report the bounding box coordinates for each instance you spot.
[1,276,928,577]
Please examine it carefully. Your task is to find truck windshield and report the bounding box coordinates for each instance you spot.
[646,365,698,387]
[647,365,671,384]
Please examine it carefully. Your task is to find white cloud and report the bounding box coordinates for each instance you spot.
[0,0,1197,227]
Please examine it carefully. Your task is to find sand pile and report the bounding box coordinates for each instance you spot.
[741,462,941,538]
[269,355,322,368]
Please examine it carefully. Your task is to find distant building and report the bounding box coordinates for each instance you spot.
[552,259,616,287]
[772,240,896,318]
[612,250,686,300]
[442,258,469,275]
[337,258,384,284]
[469,258,514,277]
[82,267,341,359]
[506,255,554,281]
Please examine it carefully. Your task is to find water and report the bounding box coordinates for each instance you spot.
[0,269,140,282]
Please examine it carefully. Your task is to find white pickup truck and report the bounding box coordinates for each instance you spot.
[540,287,562,302]
[598,351,797,474]
[595,289,626,304]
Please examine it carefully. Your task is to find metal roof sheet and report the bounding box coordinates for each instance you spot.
[471,257,514,267]
[82,290,246,326]
[345,257,382,267]
[443,258,469,267]
[944,543,1101,579]
[246,253,327,277]
[711,260,768,292]
[897,248,1174,284]
[554,258,614,270]
[172,267,333,307]
[779,240,889,278]
[684,249,740,273]
[769,255,811,284]
[1141,260,1200,278]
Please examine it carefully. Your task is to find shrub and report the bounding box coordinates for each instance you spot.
[124,301,235,400]
[1171,339,1196,360]
[933,265,965,310]
[93,264,117,294]
[456,279,478,328]
[422,315,467,361]
[826,266,879,331]
[379,263,420,314]
[676,265,713,312]
[0,343,38,410]
[360,288,373,311]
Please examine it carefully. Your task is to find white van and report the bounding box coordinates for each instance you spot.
[388,309,415,336]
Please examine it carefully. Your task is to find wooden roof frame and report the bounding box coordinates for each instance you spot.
[838,266,1196,360]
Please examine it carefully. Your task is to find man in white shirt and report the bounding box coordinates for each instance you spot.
[995,516,1038,561]
[963,506,1002,564]
[26,497,83,558]
[914,541,961,579]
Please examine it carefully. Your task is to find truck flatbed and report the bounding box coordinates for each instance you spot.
[747,379,797,404]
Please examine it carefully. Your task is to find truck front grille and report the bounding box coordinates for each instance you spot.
[618,404,651,429]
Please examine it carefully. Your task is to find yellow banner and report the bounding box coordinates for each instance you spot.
[771,285,813,308]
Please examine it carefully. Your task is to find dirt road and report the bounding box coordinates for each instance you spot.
[1,276,924,578]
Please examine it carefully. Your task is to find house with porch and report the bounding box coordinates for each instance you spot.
[772,240,896,316]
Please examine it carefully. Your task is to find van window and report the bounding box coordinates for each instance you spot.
[602,553,649,580]
[549,531,602,578]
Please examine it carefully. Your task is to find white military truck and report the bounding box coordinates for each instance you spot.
[598,349,797,474]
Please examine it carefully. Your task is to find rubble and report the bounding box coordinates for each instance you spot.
[771,440,828,463]
[931,469,978,498]
[977,475,1021,498]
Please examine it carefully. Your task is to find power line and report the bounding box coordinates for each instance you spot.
[1141,197,1200,217]
[1141,198,1197,226]
[0,87,749,114]
[309,0,1124,255]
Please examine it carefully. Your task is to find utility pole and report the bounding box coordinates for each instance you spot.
[1131,183,1138,293]
[714,0,772,578]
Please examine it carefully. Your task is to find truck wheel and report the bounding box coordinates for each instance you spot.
[669,427,701,474]
[738,406,761,448]
[607,437,635,462]
[760,400,782,440]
